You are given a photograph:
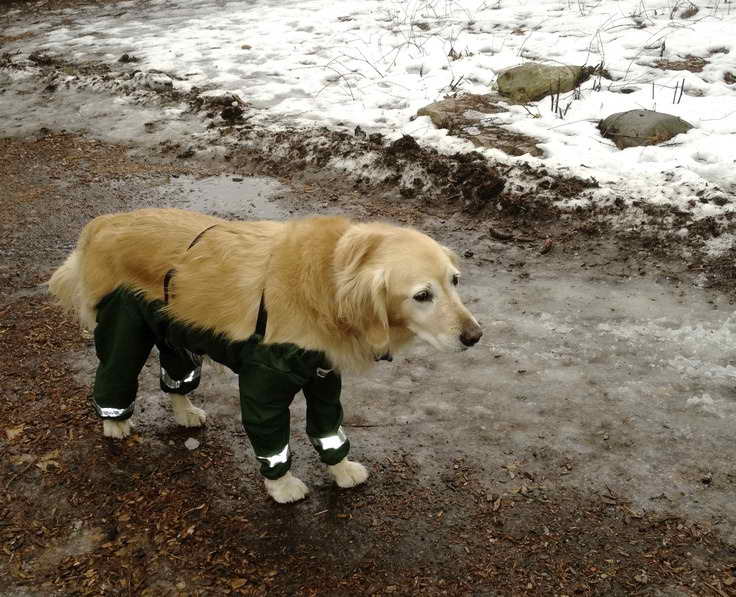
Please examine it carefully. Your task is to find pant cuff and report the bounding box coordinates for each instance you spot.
[309,427,350,465]
[91,398,135,421]
[160,365,201,395]
[256,445,292,480]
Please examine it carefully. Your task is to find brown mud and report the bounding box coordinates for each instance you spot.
[2,133,736,596]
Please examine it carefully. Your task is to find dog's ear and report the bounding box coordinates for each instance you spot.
[334,226,390,355]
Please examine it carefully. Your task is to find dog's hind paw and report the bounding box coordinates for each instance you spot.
[264,472,309,503]
[171,395,207,427]
[103,419,132,439]
[328,459,369,488]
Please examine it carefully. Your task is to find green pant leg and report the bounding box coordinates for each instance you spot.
[303,371,350,465]
[92,289,156,420]
[238,365,301,480]
[157,344,202,395]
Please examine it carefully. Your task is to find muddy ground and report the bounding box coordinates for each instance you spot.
[1,132,736,597]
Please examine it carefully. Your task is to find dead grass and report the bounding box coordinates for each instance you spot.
[654,55,707,73]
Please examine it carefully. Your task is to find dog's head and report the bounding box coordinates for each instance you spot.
[334,223,482,359]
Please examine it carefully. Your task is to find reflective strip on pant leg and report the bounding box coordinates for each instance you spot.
[256,445,290,471]
[160,365,201,390]
[309,426,347,452]
[92,399,135,420]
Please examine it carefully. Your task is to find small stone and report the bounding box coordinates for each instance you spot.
[144,72,173,91]
[184,438,200,450]
[598,109,693,149]
[198,90,242,107]
[221,104,244,121]
[368,132,384,145]
[634,572,648,584]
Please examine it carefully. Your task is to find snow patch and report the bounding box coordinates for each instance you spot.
[1,0,735,216]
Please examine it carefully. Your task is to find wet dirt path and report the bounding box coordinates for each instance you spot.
[1,134,735,596]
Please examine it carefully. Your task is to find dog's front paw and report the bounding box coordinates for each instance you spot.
[171,396,207,428]
[103,419,132,439]
[328,459,369,488]
[264,472,309,503]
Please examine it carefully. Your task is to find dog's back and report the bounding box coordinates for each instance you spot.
[49,208,283,331]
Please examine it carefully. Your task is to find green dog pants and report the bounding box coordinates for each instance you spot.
[91,288,350,479]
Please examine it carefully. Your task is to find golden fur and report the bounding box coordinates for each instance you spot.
[49,208,481,373]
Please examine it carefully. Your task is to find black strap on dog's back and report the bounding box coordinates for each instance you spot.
[255,293,268,336]
[163,268,176,304]
[187,224,218,250]
[163,223,269,337]
[163,225,219,305]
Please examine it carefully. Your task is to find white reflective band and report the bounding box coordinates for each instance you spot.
[161,366,201,389]
[93,402,134,419]
[256,445,290,468]
[316,367,333,378]
[183,368,199,383]
[311,427,347,451]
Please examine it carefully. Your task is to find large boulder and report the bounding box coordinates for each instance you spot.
[416,94,542,157]
[598,109,693,149]
[496,63,590,102]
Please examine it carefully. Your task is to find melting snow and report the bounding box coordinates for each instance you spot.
[1,0,735,221]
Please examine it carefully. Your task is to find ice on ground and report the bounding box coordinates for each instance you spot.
[1,0,735,224]
[686,393,726,417]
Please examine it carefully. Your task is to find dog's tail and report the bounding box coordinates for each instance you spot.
[48,250,94,329]
[48,220,104,330]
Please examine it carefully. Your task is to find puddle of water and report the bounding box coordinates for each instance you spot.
[159,175,290,219]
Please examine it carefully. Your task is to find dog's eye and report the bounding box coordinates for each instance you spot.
[413,290,433,302]
[451,274,459,286]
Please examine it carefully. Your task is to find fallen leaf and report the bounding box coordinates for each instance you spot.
[5,425,25,441]
[11,454,34,466]
[230,578,247,589]
[36,449,60,471]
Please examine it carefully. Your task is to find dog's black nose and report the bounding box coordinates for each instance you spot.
[460,325,483,347]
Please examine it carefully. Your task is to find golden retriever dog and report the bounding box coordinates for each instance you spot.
[49,208,482,502]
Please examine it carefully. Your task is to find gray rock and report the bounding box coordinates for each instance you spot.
[184,437,200,450]
[198,90,243,107]
[598,109,693,149]
[416,94,542,157]
[496,63,590,102]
